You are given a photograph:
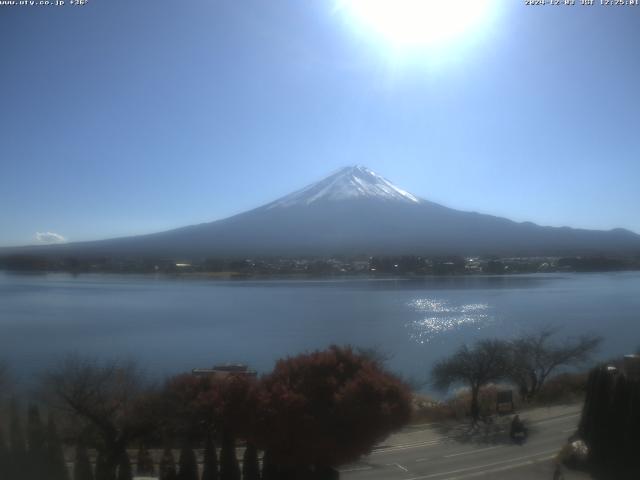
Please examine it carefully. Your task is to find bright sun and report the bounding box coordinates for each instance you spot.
[339,0,496,49]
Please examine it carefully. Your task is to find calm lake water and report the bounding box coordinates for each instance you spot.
[1,271,639,389]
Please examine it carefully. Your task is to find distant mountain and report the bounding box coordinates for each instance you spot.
[4,166,640,259]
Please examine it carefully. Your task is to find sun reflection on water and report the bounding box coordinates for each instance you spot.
[406,298,492,343]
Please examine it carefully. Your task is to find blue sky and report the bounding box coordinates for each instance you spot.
[1,1,639,246]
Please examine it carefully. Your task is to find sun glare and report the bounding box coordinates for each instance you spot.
[339,0,496,49]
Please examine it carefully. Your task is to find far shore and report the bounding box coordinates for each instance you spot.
[1,268,639,282]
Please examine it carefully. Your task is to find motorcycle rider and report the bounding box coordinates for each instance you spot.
[510,414,527,441]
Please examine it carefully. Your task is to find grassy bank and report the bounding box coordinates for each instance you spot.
[410,371,588,424]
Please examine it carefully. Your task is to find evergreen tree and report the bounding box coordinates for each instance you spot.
[177,444,198,480]
[47,414,69,480]
[74,444,94,480]
[9,400,26,455]
[0,426,9,480]
[27,405,47,480]
[241,443,259,480]
[219,430,240,480]
[159,448,177,480]
[95,451,110,480]
[136,445,155,477]
[9,400,26,480]
[117,451,133,480]
[201,436,218,480]
[578,365,640,479]
[260,450,278,480]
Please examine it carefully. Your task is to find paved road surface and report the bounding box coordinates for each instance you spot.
[341,404,582,480]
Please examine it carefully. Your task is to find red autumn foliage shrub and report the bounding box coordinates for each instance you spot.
[163,374,218,437]
[252,345,412,468]
[163,372,258,439]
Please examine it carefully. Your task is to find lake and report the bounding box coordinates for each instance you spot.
[1,271,639,391]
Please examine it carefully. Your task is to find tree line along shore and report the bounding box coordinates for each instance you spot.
[2,253,640,277]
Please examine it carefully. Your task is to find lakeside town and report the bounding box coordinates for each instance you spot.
[2,254,639,276]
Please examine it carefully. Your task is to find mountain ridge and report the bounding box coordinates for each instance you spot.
[2,166,640,258]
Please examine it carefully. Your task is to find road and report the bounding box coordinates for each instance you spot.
[341,404,583,480]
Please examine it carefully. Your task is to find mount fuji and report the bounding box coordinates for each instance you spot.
[5,166,640,258]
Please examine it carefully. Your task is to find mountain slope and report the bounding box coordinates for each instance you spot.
[4,166,640,258]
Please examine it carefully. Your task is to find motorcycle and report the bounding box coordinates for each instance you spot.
[510,415,528,444]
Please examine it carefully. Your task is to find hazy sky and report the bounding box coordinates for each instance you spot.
[1,1,639,246]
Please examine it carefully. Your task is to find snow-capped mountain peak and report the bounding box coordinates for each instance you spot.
[265,165,421,209]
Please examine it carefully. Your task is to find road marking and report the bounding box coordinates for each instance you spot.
[410,422,440,428]
[371,439,443,455]
[443,445,500,458]
[440,455,556,479]
[373,415,576,457]
[405,449,558,479]
[394,463,409,472]
[339,466,373,473]
[373,413,578,458]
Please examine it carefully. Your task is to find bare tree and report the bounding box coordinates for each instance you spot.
[42,356,158,480]
[355,346,394,367]
[356,346,427,390]
[507,328,602,401]
[431,339,510,424]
